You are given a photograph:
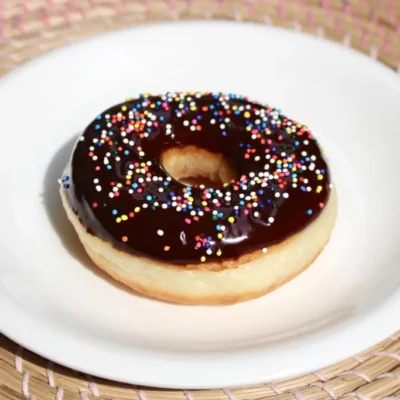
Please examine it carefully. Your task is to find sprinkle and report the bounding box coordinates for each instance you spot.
[164,246,170,251]
[200,256,206,262]
[262,248,268,253]
[122,236,128,242]
[228,217,235,223]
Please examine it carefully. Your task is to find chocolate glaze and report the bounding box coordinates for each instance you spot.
[64,92,331,265]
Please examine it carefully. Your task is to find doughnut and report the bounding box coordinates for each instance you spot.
[60,91,337,305]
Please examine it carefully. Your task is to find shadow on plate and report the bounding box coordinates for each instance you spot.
[42,134,149,298]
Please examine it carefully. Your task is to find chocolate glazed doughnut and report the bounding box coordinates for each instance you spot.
[60,92,337,304]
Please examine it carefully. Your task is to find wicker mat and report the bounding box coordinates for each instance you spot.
[0,1,399,399]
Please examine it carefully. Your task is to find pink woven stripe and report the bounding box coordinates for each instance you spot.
[46,361,55,387]
[56,387,64,400]
[15,346,23,372]
[22,372,30,398]
[311,382,337,399]
[264,382,282,394]
[378,372,400,380]
[313,371,327,381]
[184,390,194,400]
[79,391,89,400]
[136,389,147,400]
[288,389,304,400]
[353,355,365,363]
[340,370,372,383]
[374,351,400,362]
[86,375,99,397]
[222,388,236,400]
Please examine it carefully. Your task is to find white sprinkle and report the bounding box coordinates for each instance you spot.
[262,248,268,253]
[283,193,289,198]
[95,185,102,192]
[268,217,274,223]
[157,230,164,236]
[275,192,280,198]
[254,212,260,218]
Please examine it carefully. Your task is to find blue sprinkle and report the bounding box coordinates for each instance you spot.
[218,212,224,218]
[132,183,138,188]
[222,131,227,136]
[146,195,152,201]
[306,209,313,215]
[216,224,221,231]
[107,165,112,170]
[62,176,69,181]
[124,150,129,155]
[96,115,102,120]
[63,184,70,189]
[239,200,245,206]
[112,210,118,215]
[169,192,175,197]
[258,190,264,195]
[204,243,210,249]
[95,124,101,130]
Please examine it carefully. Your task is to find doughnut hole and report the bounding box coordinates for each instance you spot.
[160,145,238,188]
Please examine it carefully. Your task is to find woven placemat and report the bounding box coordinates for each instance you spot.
[1,1,399,399]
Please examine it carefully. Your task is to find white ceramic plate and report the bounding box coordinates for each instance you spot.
[1,20,400,389]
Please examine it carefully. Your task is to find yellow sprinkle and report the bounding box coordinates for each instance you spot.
[317,174,323,180]
[116,218,121,223]
[188,196,194,202]
[217,233,223,239]
[216,250,222,256]
[117,183,122,188]
[293,178,298,183]
[190,106,197,111]
[201,201,207,206]
[246,126,251,131]
[121,106,127,111]
[316,186,323,193]
[200,256,206,262]
[228,217,235,223]
[277,160,282,164]
[126,175,132,180]
[134,207,140,213]
[286,128,292,134]
[121,215,128,221]
[232,105,238,110]
[244,111,251,118]
[135,168,141,173]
